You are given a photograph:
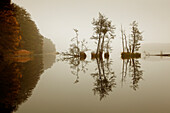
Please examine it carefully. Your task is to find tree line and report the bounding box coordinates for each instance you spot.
[0,3,56,60]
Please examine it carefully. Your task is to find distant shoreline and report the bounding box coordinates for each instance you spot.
[147,54,170,57]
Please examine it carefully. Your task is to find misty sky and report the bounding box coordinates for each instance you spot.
[13,0,170,52]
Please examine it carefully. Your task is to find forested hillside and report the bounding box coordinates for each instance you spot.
[0,3,56,60]
[0,5,21,58]
[43,38,56,54]
[12,4,43,54]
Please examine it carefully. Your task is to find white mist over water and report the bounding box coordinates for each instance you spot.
[8,1,170,113]
[13,0,170,52]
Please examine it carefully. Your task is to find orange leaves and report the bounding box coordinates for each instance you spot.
[0,8,22,55]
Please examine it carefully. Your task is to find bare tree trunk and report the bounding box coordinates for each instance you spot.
[124,33,129,53]
[96,33,101,55]
[121,26,125,53]
[121,59,125,87]
[96,58,102,78]
[96,24,103,55]
[76,32,80,55]
[125,59,129,77]
[100,33,106,56]
[100,58,105,77]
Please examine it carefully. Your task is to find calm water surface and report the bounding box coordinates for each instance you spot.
[13,53,170,113]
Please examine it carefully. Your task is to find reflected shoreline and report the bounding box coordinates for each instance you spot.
[0,54,56,113]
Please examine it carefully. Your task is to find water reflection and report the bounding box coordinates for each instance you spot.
[91,58,116,100]
[121,58,143,90]
[57,55,89,83]
[0,55,56,113]
[43,54,56,71]
[0,60,21,112]
[57,54,116,100]
[58,52,144,100]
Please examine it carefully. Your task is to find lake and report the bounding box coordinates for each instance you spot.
[1,1,170,112]
[7,51,169,113]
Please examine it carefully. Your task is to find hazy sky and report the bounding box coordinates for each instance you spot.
[13,0,170,51]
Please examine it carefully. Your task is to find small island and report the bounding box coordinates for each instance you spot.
[121,21,143,59]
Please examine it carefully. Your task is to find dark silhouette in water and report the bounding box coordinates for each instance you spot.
[69,57,89,84]
[43,54,56,71]
[57,55,89,83]
[0,52,56,113]
[0,56,44,113]
[153,54,170,56]
[91,58,116,100]
[0,61,21,113]
[145,51,170,57]
[59,51,116,100]
[121,58,143,90]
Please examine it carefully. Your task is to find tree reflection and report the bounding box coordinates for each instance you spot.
[91,58,116,100]
[121,58,143,90]
[43,54,56,71]
[0,61,21,112]
[57,55,90,84]
[0,56,48,113]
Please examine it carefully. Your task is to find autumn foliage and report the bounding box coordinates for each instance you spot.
[0,8,21,58]
[12,4,43,54]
